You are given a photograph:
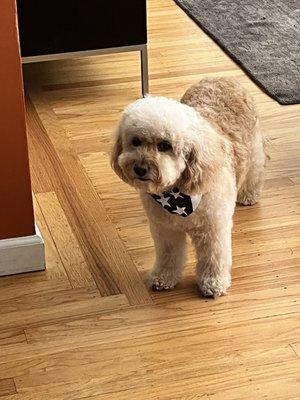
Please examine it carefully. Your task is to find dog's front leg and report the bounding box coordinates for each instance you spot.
[148,222,187,291]
[191,212,233,298]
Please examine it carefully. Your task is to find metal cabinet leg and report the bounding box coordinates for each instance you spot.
[140,45,149,97]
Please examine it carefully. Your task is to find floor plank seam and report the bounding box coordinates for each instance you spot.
[289,344,299,358]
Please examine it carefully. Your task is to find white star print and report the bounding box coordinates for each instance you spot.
[170,189,183,199]
[157,196,171,208]
[172,206,187,216]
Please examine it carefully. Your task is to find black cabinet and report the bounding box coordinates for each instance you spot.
[17,0,147,56]
[16,0,148,95]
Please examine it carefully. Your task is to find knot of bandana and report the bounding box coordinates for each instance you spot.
[151,187,202,217]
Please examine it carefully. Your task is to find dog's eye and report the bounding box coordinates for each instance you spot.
[157,140,172,152]
[132,137,142,147]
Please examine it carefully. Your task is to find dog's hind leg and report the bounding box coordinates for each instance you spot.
[237,130,266,206]
[237,165,264,206]
[148,222,187,291]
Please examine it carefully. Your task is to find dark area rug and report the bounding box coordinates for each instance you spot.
[175,0,300,105]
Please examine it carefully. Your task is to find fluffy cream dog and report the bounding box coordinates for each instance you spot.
[111,78,266,297]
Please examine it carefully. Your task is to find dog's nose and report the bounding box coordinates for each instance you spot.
[134,165,148,177]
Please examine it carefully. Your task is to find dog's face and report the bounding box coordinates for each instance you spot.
[114,129,186,194]
[111,96,217,194]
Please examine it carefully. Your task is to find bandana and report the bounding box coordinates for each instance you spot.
[151,187,202,217]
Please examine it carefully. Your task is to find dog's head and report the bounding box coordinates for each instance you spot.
[111,96,220,195]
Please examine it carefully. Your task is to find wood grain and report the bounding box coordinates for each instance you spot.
[35,191,96,288]
[0,289,129,331]
[0,331,27,347]
[0,0,298,398]
[32,193,70,283]
[0,379,16,397]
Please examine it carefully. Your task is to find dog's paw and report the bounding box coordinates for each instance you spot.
[148,269,180,291]
[237,191,259,206]
[197,276,231,298]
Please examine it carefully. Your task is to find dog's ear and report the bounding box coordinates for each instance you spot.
[110,126,124,179]
[178,144,203,194]
[179,137,221,194]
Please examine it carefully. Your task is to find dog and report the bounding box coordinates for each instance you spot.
[111,77,266,297]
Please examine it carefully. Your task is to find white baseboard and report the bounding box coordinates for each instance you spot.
[0,225,45,276]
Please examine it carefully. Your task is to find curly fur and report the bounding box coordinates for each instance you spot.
[111,77,266,297]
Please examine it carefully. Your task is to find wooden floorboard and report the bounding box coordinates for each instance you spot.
[0,379,16,397]
[0,0,299,398]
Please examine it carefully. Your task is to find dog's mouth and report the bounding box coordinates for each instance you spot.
[137,177,150,181]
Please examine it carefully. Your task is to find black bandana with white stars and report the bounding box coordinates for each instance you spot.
[151,187,202,217]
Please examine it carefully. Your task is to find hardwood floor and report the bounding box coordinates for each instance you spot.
[1,0,299,398]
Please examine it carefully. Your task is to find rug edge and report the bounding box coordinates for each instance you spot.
[173,0,298,105]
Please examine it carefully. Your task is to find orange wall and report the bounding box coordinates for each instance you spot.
[0,0,35,240]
